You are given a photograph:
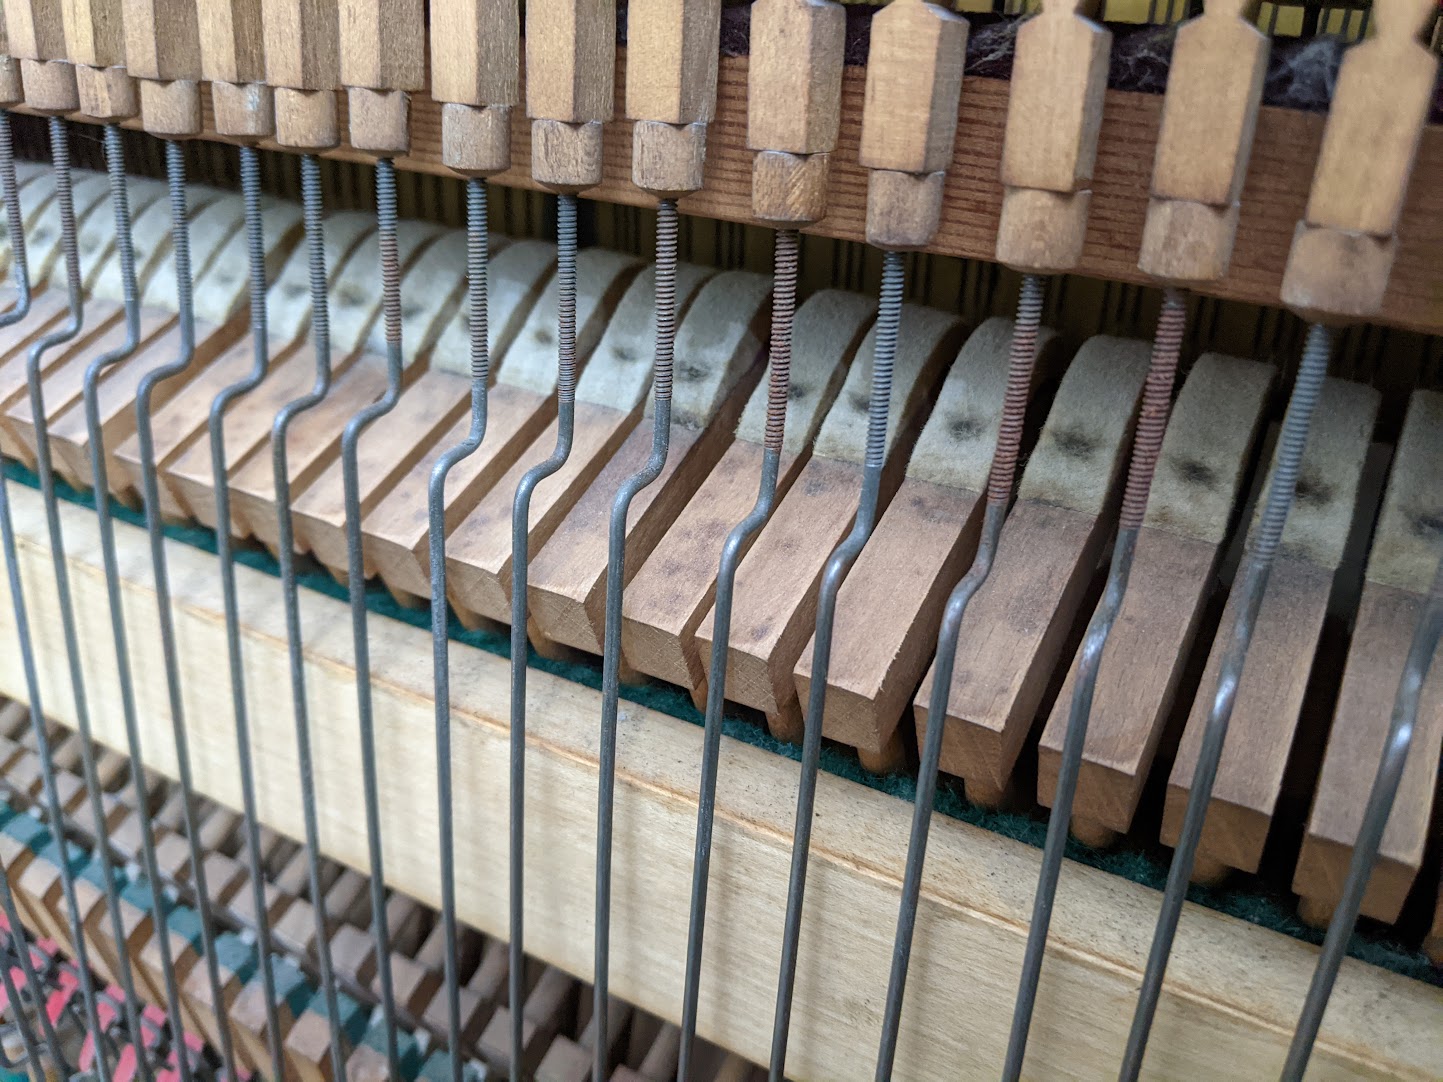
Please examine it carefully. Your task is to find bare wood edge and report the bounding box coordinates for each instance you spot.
[8,51,1442,336]
[0,483,1437,1080]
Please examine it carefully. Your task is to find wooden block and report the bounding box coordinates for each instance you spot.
[524,0,615,125]
[626,0,721,128]
[198,0,268,85]
[1036,354,1273,838]
[385,890,428,955]
[18,854,72,953]
[210,77,276,139]
[623,289,873,697]
[1301,0,1437,238]
[807,319,1059,763]
[1163,379,1379,876]
[440,101,514,176]
[339,0,424,93]
[73,63,137,121]
[285,232,513,570]
[481,966,576,1077]
[158,340,319,530]
[5,0,67,63]
[121,0,202,82]
[205,225,449,541]
[325,867,371,927]
[0,301,130,468]
[693,304,962,734]
[429,0,519,109]
[444,260,703,623]
[746,0,845,157]
[1148,0,1268,208]
[359,240,558,595]
[261,0,339,92]
[994,186,1092,277]
[856,0,966,177]
[914,332,1151,797]
[2,308,174,479]
[291,370,469,570]
[136,903,203,1021]
[216,349,388,545]
[231,953,311,1077]
[229,877,293,938]
[269,895,318,960]
[539,998,629,1082]
[182,929,253,1058]
[236,239,568,559]
[1294,389,1443,923]
[330,921,377,986]
[999,0,1110,194]
[527,270,775,653]
[383,951,441,1017]
[44,317,236,495]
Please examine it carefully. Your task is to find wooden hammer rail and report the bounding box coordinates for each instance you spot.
[7,50,1443,337]
[0,477,1437,1077]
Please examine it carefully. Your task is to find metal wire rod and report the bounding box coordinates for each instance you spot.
[205,142,286,1082]
[678,226,798,1081]
[1120,321,1333,1080]
[509,191,579,1082]
[1002,289,1186,1081]
[594,197,680,1081]
[769,248,904,1081]
[272,153,350,1080]
[429,177,491,1082]
[875,274,1049,1080]
[0,108,48,1082]
[0,877,52,1079]
[0,112,31,323]
[73,121,161,1082]
[18,115,113,1082]
[75,138,193,1082]
[1281,561,1443,1077]
[133,138,238,1082]
[341,155,403,1077]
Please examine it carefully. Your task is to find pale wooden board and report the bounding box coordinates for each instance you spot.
[0,484,1437,1080]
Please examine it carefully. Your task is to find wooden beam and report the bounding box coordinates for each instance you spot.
[10,52,1443,336]
[0,483,1437,1080]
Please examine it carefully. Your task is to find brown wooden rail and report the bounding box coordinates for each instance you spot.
[13,49,1443,336]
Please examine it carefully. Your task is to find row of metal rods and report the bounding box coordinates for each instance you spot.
[0,111,1436,1082]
